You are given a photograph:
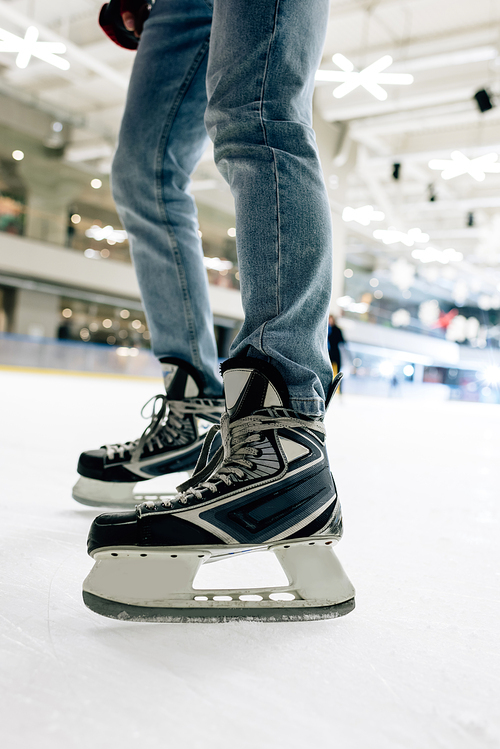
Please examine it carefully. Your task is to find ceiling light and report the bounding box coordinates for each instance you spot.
[12,150,24,161]
[379,360,396,377]
[342,205,384,226]
[391,309,411,328]
[0,26,69,70]
[481,366,500,386]
[315,54,413,101]
[373,227,429,247]
[429,151,500,181]
[336,295,369,314]
[390,258,415,291]
[411,247,463,264]
[203,256,233,272]
[419,300,441,327]
[70,213,81,224]
[85,224,127,242]
[90,178,102,189]
[227,227,236,237]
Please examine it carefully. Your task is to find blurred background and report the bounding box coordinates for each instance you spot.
[1,0,500,403]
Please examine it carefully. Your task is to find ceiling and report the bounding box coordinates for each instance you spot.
[1,0,500,310]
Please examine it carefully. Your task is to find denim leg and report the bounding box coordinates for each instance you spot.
[205,0,333,416]
[112,0,222,396]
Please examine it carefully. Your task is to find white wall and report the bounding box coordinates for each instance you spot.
[0,233,244,321]
[339,316,460,366]
[12,288,60,338]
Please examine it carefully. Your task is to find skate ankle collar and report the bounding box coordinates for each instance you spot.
[221,357,290,420]
[159,357,205,399]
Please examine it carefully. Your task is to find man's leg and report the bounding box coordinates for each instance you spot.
[112,0,221,396]
[205,0,333,416]
[73,0,224,508]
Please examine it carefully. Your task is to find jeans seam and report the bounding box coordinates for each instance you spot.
[155,38,210,381]
[258,0,281,355]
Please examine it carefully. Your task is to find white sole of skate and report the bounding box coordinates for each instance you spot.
[72,475,184,509]
[82,537,355,622]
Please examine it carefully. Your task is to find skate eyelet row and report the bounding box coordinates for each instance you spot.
[101,538,338,561]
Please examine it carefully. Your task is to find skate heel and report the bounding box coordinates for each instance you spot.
[271,539,355,608]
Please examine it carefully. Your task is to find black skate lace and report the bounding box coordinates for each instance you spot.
[175,409,325,504]
[104,396,221,462]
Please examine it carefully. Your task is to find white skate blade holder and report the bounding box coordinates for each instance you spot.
[82,537,355,622]
[72,475,187,508]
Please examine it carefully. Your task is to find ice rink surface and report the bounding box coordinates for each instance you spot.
[1,368,499,749]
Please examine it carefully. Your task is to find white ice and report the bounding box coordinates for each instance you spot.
[1,369,499,749]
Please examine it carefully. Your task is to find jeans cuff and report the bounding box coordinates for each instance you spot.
[290,398,325,419]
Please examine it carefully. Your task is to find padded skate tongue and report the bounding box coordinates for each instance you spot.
[159,357,202,399]
[221,357,290,420]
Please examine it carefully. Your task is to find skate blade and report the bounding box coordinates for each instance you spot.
[82,590,355,622]
[72,476,179,509]
[82,537,355,622]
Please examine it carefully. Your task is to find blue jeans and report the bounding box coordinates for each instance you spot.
[112,0,333,416]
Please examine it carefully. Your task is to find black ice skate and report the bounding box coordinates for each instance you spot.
[82,357,355,622]
[72,358,224,508]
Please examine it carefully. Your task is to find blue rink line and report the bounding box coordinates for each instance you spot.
[0,333,228,379]
[0,332,162,378]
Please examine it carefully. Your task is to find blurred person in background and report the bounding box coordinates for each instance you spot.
[57,316,72,341]
[328,314,345,377]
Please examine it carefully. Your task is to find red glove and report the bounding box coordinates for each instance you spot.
[99,0,151,50]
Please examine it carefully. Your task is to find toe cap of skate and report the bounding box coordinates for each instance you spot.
[78,449,139,482]
[78,449,107,479]
[87,511,139,554]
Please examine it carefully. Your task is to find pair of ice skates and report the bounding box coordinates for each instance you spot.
[76,357,355,622]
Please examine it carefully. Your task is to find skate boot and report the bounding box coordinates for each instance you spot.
[83,357,355,622]
[73,358,224,508]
